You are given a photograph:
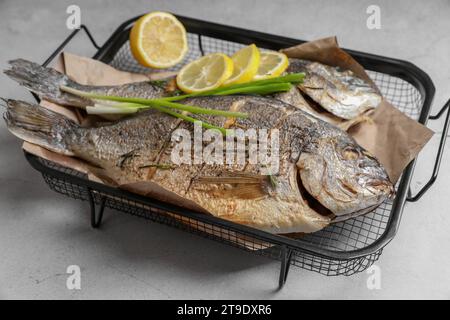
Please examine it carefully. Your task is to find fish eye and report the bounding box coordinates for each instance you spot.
[342,146,360,160]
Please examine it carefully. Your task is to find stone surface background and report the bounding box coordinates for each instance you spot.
[0,0,448,299]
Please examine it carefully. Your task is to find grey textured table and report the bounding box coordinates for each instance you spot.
[0,0,449,299]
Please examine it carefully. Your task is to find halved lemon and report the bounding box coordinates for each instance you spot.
[224,44,260,85]
[176,53,234,93]
[254,51,289,80]
[130,12,188,69]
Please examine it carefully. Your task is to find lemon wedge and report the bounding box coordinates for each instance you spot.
[130,12,188,69]
[176,53,234,93]
[254,51,289,80]
[224,44,260,85]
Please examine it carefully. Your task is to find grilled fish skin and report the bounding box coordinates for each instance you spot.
[3,96,394,234]
[286,59,382,120]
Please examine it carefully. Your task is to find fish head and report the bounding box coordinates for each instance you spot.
[297,135,395,216]
[287,58,382,120]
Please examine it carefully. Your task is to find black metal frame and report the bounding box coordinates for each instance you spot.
[22,15,450,289]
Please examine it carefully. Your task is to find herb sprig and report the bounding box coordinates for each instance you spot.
[60,73,305,135]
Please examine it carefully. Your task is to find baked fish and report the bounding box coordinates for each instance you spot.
[286,59,382,120]
[3,94,394,234]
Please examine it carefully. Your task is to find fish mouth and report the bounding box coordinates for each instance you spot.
[296,170,395,222]
[300,90,333,115]
[330,203,379,223]
[363,177,396,200]
[296,171,334,218]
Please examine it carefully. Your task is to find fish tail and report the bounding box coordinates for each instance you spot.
[4,59,89,108]
[2,99,78,155]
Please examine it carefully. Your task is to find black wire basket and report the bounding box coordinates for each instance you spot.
[24,15,450,289]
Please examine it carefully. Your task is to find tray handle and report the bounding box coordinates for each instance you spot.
[407,98,450,202]
[42,25,100,67]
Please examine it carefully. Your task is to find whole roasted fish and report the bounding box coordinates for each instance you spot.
[3,93,394,234]
[286,59,382,120]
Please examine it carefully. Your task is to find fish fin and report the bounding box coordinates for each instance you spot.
[204,184,267,200]
[221,184,267,199]
[194,174,269,199]
[3,99,78,155]
[4,59,89,108]
[195,175,264,184]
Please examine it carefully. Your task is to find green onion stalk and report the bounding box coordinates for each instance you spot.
[60,72,305,135]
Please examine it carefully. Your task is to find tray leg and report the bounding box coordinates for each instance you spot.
[278,245,293,290]
[87,189,106,229]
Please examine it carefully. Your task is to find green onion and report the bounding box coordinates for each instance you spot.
[61,86,248,118]
[86,104,140,115]
[139,163,174,170]
[96,101,227,135]
[149,100,247,118]
[202,73,304,92]
[212,83,292,96]
[267,174,278,189]
[152,105,227,135]
[60,72,305,135]
[162,73,305,101]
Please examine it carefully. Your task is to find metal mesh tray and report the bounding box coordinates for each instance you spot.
[24,15,449,289]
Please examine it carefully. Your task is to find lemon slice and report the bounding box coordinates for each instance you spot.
[130,12,188,69]
[176,53,234,93]
[224,44,260,85]
[254,51,289,80]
